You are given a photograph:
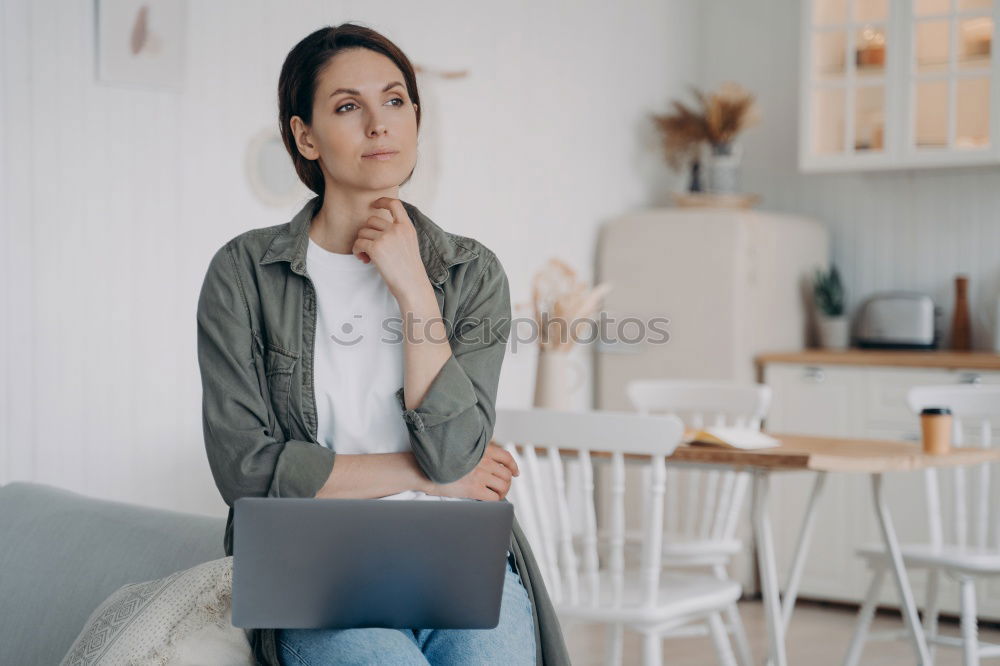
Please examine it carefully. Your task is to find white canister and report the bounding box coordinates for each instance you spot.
[533,348,585,410]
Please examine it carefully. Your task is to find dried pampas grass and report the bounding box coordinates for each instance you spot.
[529,258,613,352]
[652,82,760,170]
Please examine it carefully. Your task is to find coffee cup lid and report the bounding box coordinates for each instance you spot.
[921,407,952,415]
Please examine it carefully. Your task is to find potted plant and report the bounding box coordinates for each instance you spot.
[652,82,760,194]
[814,264,849,349]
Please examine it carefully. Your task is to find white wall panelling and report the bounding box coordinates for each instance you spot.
[0,0,702,517]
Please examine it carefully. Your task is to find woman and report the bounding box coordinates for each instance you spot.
[195,23,571,665]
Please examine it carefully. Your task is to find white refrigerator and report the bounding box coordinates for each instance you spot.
[594,207,829,408]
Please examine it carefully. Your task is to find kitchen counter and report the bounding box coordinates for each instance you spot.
[756,349,1000,371]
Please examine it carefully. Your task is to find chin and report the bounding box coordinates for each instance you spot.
[362,170,410,190]
[358,178,402,193]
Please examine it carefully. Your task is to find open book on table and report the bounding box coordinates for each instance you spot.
[683,426,781,450]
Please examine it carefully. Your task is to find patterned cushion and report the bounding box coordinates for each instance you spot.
[59,556,253,665]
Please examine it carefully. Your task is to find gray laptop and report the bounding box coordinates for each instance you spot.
[231,497,515,630]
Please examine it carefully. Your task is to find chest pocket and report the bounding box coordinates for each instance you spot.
[264,344,299,439]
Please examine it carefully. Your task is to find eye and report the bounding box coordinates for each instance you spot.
[335,97,406,114]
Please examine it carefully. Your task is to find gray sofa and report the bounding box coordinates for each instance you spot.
[0,481,227,665]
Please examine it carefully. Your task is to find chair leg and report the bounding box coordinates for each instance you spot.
[724,602,754,666]
[604,622,624,666]
[711,564,753,666]
[960,577,980,666]
[923,568,941,664]
[640,630,663,666]
[707,612,738,666]
[844,564,886,666]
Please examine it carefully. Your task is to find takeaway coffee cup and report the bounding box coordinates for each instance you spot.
[920,407,952,455]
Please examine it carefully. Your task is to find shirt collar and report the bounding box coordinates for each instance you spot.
[258,195,479,285]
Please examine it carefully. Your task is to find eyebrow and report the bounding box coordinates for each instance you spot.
[329,81,404,98]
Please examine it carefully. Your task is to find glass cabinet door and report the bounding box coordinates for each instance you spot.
[807,0,890,158]
[801,0,1000,169]
[910,0,993,152]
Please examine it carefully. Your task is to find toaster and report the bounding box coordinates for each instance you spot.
[855,292,939,349]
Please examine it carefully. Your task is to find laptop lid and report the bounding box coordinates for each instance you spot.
[231,498,514,630]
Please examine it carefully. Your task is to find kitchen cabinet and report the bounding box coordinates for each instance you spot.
[800,0,1000,171]
[760,352,1000,619]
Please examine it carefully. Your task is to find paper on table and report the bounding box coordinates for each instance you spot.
[685,426,781,450]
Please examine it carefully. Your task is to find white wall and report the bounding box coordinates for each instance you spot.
[700,0,1000,350]
[0,0,701,516]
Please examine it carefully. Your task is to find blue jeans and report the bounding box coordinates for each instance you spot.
[276,552,536,665]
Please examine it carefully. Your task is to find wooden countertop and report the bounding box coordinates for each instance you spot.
[755,349,1000,371]
[668,432,1000,472]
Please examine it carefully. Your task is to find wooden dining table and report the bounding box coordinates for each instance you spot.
[553,432,1000,665]
[662,432,1000,666]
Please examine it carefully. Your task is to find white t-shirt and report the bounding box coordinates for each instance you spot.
[306,236,463,502]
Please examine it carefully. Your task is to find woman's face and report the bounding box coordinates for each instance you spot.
[294,47,418,193]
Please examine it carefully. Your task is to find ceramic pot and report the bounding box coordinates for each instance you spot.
[704,142,742,194]
[818,315,850,350]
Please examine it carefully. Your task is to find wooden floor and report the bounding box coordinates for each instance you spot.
[562,599,1000,665]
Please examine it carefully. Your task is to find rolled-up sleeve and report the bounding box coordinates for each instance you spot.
[197,243,335,507]
[394,250,512,484]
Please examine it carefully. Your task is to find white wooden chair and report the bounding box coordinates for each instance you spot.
[494,407,742,666]
[625,380,772,666]
[846,384,1000,666]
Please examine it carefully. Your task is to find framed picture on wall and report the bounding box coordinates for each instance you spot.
[94,0,186,90]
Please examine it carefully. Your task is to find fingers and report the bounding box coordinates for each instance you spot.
[481,488,501,502]
[482,477,506,501]
[363,215,392,231]
[486,442,519,477]
[487,458,512,483]
[355,227,381,241]
[371,198,412,226]
[467,472,502,502]
[447,445,519,501]
[352,237,375,262]
[480,468,512,500]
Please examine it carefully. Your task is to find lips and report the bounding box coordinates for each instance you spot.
[362,149,399,158]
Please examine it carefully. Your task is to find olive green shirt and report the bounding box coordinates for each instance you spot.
[196,195,571,665]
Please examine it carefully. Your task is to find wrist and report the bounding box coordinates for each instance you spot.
[405,452,437,494]
[396,280,437,315]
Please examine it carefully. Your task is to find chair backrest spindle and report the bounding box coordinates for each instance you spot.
[610,451,626,608]
[641,454,667,607]
[547,445,580,604]
[578,448,600,607]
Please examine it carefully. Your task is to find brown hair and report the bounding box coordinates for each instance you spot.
[277,23,422,198]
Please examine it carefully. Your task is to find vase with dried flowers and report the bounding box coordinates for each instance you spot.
[652,82,760,194]
[522,258,613,410]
